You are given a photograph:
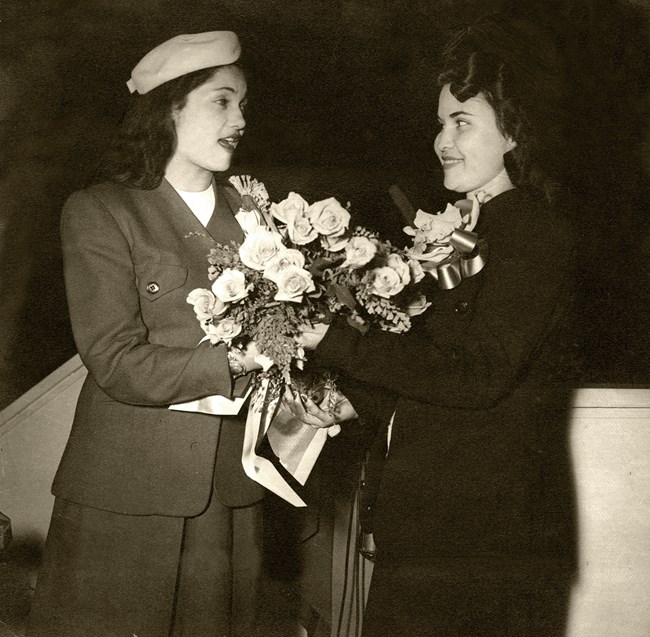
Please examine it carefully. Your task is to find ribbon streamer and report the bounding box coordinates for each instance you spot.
[241,378,343,505]
[241,379,308,507]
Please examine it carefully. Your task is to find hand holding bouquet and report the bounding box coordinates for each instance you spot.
[182,176,488,505]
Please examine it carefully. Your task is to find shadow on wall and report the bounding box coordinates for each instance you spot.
[0,0,649,412]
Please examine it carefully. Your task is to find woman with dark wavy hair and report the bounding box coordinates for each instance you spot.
[296,13,578,636]
[94,64,234,189]
[27,31,267,637]
[437,15,568,202]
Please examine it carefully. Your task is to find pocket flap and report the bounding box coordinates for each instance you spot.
[135,262,188,301]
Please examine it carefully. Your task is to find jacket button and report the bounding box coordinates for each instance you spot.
[190,441,198,449]
[146,282,160,294]
[454,300,469,314]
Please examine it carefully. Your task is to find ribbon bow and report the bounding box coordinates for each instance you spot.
[416,194,489,290]
[428,228,487,290]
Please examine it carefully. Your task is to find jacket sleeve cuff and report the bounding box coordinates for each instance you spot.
[187,341,234,399]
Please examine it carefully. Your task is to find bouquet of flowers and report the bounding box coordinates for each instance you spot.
[186,175,434,386]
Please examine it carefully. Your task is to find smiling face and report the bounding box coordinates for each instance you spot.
[434,83,516,199]
[165,64,247,190]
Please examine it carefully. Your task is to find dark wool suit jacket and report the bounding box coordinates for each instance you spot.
[315,188,578,571]
[52,177,263,516]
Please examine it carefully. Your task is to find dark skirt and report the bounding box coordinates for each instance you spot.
[27,493,263,637]
[361,557,572,637]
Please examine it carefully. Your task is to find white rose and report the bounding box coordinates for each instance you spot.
[186,288,227,320]
[320,234,350,252]
[370,266,406,298]
[268,265,316,303]
[211,269,249,303]
[287,212,318,245]
[270,192,309,224]
[205,318,242,345]
[263,249,306,280]
[386,254,411,288]
[342,236,377,268]
[308,197,351,237]
[239,227,285,271]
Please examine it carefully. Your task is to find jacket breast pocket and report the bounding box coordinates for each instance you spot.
[135,262,188,300]
[135,262,188,329]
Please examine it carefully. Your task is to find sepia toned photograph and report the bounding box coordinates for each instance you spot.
[1,1,649,635]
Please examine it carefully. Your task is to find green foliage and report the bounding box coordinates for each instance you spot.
[207,242,242,270]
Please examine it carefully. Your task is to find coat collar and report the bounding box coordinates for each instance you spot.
[156,176,242,240]
[135,176,243,274]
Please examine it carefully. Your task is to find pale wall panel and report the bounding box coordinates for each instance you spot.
[568,394,650,637]
[0,356,84,541]
[0,359,648,635]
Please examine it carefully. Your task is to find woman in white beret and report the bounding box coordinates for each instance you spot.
[27,31,267,636]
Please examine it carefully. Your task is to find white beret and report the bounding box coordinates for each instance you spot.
[126,31,241,94]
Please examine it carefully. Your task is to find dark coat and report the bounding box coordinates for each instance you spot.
[315,188,578,569]
[52,177,263,515]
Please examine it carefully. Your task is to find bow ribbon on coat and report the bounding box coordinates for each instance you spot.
[392,186,489,290]
[425,226,487,290]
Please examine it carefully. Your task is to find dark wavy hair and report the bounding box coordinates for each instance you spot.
[94,63,244,189]
[438,14,567,201]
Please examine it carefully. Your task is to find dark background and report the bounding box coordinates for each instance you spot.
[1,0,649,410]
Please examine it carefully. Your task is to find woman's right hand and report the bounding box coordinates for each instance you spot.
[227,341,265,376]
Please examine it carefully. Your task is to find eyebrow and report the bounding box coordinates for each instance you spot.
[207,87,248,101]
[437,110,474,122]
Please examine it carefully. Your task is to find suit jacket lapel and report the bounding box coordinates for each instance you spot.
[139,178,244,273]
[206,180,245,245]
[154,178,206,233]
[138,179,214,275]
